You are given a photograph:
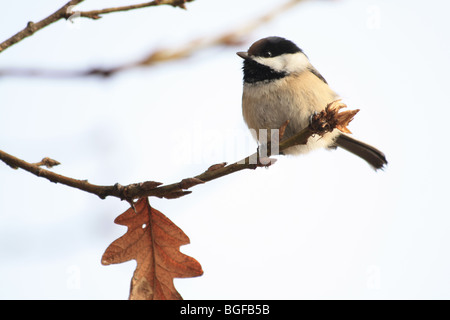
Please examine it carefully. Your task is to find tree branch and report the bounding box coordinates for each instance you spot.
[0,0,85,53]
[77,0,194,20]
[0,0,195,54]
[0,101,358,202]
[0,0,306,78]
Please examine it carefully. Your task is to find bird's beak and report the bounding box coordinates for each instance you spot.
[236,51,250,59]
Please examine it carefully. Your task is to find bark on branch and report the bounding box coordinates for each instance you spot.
[76,0,193,20]
[0,0,195,54]
[0,0,85,53]
[0,101,358,203]
[0,0,305,77]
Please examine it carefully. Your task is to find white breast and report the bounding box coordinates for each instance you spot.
[242,71,340,154]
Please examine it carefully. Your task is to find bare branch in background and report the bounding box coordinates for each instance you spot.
[0,0,306,78]
[0,0,194,54]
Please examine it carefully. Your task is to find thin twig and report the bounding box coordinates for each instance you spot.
[77,0,193,20]
[0,0,306,78]
[0,0,85,53]
[0,102,357,202]
[0,0,195,54]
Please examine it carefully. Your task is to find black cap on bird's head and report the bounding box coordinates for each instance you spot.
[237,36,303,60]
[237,37,307,84]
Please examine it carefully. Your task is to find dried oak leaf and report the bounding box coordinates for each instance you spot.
[328,100,360,134]
[310,100,360,135]
[101,197,203,300]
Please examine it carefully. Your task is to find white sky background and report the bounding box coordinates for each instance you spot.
[0,0,449,299]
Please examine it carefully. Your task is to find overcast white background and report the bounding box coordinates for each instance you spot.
[1,0,449,299]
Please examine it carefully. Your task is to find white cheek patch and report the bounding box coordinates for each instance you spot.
[253,53,310,74]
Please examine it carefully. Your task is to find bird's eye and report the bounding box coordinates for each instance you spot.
[264,51,272,58]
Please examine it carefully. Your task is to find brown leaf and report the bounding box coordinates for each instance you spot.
[309,100,360,135]
[327,100,360,134]
[101,197,203,300]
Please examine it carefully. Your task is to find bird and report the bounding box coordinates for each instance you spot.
[237,36,387,170]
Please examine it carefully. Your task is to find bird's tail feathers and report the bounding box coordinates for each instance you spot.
[334,134,387,170]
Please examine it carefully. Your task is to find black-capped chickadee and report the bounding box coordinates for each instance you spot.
[237,36,387,170]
